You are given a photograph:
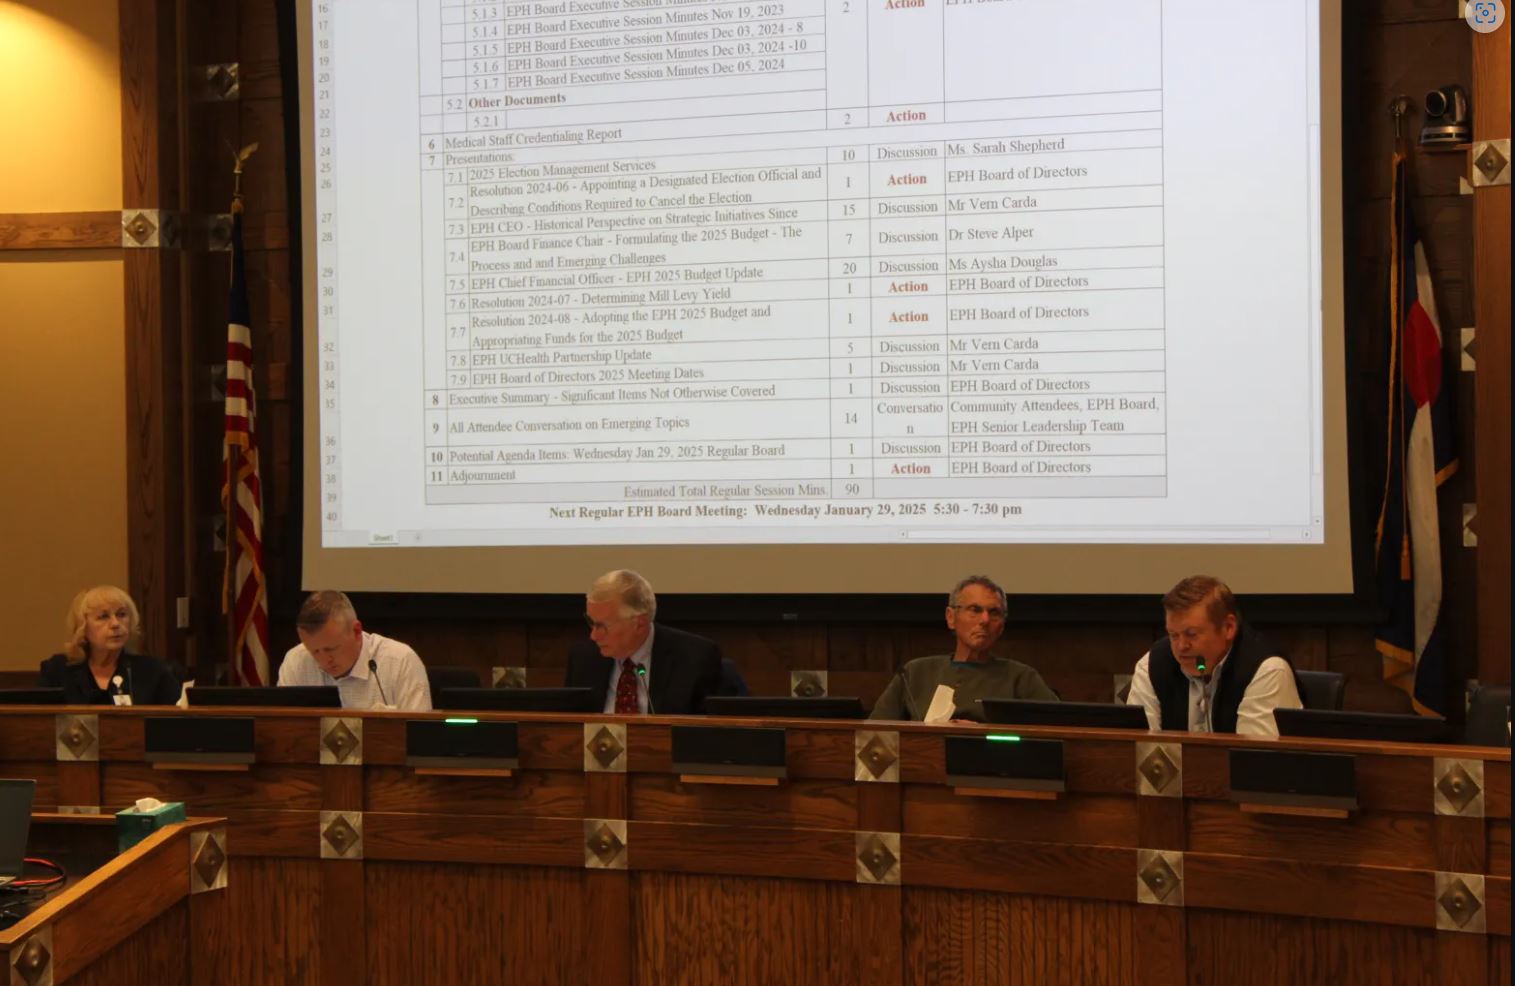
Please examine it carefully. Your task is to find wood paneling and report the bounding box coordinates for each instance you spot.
[1186,800,1436,870]
[118,0,187,665]
[103,762,324,812]
[1186,910,1439,986]
[66,900,189,986]
[0,212,120,250]
[190,857,322,986]
[630,774,857,829]
[365,862,595,986]
[1472,18,1511,686]
[904,789,1139,848]
[364,765,585,816]
[904,890,1141,986]
[633,871,872,986]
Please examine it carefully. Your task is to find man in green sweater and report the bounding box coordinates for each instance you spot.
[868,575,1058,721]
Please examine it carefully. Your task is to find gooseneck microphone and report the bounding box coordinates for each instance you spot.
[635,665,656,715]
[368,658,391,707]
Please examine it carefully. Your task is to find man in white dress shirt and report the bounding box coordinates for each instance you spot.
[1126,575,1302,738]
[277,590,432,711]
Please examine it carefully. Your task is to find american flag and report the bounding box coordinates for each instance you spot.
[222,206,271,686]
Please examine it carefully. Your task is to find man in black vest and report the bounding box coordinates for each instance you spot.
[1126,575,1302,737]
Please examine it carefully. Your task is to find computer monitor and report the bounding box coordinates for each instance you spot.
[980,699,1150,730]
[0,779,37,887]
[186,686,342,708]
[0,688,65,706]
[703,696,867,720]
[436,687,598,713]
[1274,707,1449,744]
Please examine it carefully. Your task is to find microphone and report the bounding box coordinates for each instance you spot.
[635,665,656,715]
[368,658,391,707]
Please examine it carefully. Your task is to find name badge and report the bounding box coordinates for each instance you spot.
[113,694,133,707]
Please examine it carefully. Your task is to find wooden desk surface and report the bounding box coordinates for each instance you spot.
[1,706,1507,985]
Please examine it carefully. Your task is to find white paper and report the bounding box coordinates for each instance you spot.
[924,684,957,724]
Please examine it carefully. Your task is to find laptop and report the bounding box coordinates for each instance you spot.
[0,779,37,888]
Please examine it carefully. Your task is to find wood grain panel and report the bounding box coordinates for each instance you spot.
[0,715,62,760]
[1485,761,1510,819]
[0,762,59,810]
[363,812,584,867]
[56,762,102,810]
[0,212,120,250]
[1435,814,1488,873]
[1492,936,1510,986]
[1486,874,1510,936]
[1186,801,1436,870]
[631,821,856,882]
[365,862,595,985]
[227,807,320,857]
[191,857,322,986]
[119,0,186,665]
[1185,854,1431,927]
[1472,0,1511,688]
[1185,910,1439,986]
[49,827,190,982]
[631,774,857,829]
[322,764,363,811]
[1137,797,1183,852]
[633,871,872,986]
[904,836,1131,901]
[1490,820,1510,878]
[364,765,585,816]
[322,860,365,986]
[904,889,1141,986]
[66,899,189,986]
[102,762,324,811]
[904,789,1139,848]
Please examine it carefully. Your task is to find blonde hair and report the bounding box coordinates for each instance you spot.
[63,585,140,664]
[587,569,657,621]
[296,590,358,633]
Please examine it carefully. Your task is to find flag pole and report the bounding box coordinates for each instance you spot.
[224,143,258,684]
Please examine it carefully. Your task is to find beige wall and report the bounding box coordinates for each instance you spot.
[0,0,122,212]
[0,0,126,670]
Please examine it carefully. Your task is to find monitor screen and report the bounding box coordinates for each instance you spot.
[980,698,1149,730]
[0,689,65,706]
[1273,707,1448,744]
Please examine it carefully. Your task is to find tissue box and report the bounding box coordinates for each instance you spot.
[116,800,187,853]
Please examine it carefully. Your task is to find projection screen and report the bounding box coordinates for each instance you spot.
[298,0,1349,595]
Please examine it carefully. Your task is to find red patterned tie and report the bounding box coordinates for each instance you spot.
[614,658,640,714]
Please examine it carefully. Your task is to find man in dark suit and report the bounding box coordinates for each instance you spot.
[566,570,721,715]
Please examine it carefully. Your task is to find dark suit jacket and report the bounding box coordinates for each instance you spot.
[566,624,722,715]
[39,651,182,706]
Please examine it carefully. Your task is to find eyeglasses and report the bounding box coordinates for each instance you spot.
[585,614,634,633]
[952,604,1006,621]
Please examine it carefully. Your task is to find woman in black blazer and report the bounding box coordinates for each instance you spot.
[38,586,181,706]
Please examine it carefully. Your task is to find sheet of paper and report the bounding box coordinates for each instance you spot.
[924,684,957,724]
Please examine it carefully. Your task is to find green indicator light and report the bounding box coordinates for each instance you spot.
[985,734,1022,742]
[444,717,479,725]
